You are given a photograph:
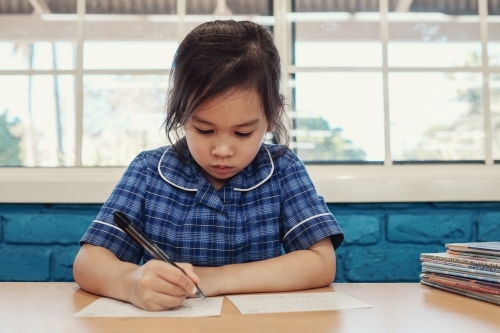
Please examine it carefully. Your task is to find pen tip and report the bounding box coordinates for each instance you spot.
[193,284,205,299]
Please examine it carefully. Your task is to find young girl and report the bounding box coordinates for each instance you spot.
[74,20,344,311]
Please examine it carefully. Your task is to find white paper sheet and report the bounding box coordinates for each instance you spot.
[226,292,371,314]
[75,297,224,317]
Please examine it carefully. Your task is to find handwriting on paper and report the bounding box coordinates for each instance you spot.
[226,292,371,314]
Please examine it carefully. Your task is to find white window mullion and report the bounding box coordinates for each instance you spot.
[479,0,494,165]
[274,0,293,113]
[177,0,186,43]
[380,0,391,166]
[75,0,85,167]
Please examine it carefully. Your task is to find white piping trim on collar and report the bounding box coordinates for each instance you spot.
[158,148,198,192]
[234,146,274,192]
[283,213,332,241]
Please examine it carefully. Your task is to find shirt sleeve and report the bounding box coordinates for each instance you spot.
[79,152,149,264]
[279,152,344,252]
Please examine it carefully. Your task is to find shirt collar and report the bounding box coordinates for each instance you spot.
[157,144,274,192]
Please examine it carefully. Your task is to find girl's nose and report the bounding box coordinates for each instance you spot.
[212,142,234,157]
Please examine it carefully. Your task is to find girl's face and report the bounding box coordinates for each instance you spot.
[183,88,272,190]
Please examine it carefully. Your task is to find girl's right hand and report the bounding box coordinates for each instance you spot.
[127,260,200,311]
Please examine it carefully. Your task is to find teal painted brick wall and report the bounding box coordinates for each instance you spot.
[0,204,100,281]
[0,203,499,282]
[330,202,500,282]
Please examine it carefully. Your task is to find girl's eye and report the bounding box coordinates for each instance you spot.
[235,132,252,137]
[195,128,213,135]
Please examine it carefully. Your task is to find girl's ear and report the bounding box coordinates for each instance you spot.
[266,124,275,132]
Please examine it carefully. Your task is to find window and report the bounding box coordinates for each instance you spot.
[1,0,500,203]
[288,0,497,164]
[0,0,271,167]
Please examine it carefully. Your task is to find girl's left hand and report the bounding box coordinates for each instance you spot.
[192,266,224,297]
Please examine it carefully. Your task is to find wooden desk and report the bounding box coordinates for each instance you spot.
[1,283,499,333]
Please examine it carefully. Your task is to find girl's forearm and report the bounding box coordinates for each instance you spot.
[196,237,335,296]
[73,244,138,303]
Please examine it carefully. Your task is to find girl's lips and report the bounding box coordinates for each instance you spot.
[212,165,233,175]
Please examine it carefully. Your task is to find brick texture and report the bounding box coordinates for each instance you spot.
[343,246,442,282]
[478,212,500,241]
[4,213,93,244]
[0,247,51,281]
[387,213,474,244]
[336,215,380,245]
[0,203,499,282]
[52,246,80,281]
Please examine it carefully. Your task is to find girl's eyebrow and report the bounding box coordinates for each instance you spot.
[191,115,260,127]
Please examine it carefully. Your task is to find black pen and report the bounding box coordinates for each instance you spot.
[113,211,206,300]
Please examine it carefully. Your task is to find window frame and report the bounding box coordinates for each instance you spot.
[1,0,500,203]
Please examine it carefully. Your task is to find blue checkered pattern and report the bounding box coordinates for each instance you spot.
[80,144,344,266]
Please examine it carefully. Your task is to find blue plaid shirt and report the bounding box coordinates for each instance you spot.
[80,144,344,266]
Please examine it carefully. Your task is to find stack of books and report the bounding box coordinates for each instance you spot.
[420,242,500,306]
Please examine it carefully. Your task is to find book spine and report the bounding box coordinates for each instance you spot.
[421,272,500,290]
[420,253,500,269]
[420,259,500,274]
[421,267,500,283]
[421,275,500,295]
[420,280,500,306]
[447,246,500,256]
[422,261,500,277]
[447,250,500,261]
[469,245,500,254]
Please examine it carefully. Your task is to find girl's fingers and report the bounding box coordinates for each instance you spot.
[153,261,199,296]
[142,292,187,311]
[176,262,200,283]
[151,276,187,297]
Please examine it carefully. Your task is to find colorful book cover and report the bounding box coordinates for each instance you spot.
[420,272,500,295]
[421,262,500,277]
[421,280,500,306]
[445,242,500,256]
[421,266,500,284]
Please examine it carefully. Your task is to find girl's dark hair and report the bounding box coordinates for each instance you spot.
[164,20,289,159]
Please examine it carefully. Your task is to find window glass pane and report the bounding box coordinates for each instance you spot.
[84,2,177,70]
[0,42,75,70]
[0,3,77,70]
[186,0,270,15]
[488,3,500,66]
[388,0,481,67]
[0,0,34,14]
[390,72,484,162]
[293,72,384,162]
[84,19,177,69]
[292,1,381,67]
[84,41,177,69]
[0,75,75,167]
[183,0,273,36]
[293,0,379,13]
[86,0,176,14]
[83,75,168,166]
[490,75,500,161]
